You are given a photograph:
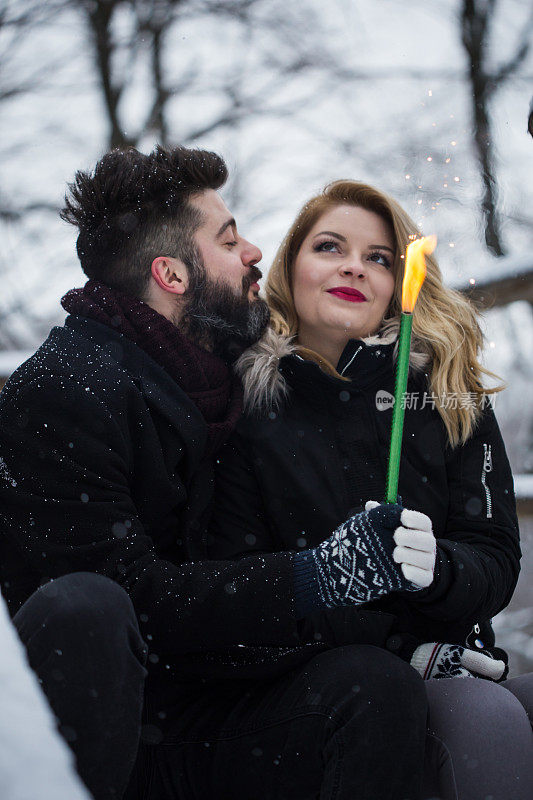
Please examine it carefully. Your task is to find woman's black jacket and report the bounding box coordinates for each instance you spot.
[211,335,521,662]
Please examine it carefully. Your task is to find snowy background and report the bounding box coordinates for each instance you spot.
[0,0,532,680]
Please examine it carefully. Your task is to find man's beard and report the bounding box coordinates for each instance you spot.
[177,252,270,363]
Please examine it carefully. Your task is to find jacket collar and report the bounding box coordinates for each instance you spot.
[336,336,395,377]
[277,340,395,405]
[234,320,431,414]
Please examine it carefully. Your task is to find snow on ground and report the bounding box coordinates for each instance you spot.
[0,591,92,800]
[494,507,533,678]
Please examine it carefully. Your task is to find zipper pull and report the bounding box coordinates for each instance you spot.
[483,443,492,473]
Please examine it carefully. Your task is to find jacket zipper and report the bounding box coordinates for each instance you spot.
[340,346,363,376]
[481,443,493,519]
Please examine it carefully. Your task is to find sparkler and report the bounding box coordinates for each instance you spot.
[385,235,436,504]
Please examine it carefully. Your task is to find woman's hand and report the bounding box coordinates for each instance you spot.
[365,501,436,588]
[409,642,507,681]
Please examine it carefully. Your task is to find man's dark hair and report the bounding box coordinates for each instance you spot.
[60,146,228,298]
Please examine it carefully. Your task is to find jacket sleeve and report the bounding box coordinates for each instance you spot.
[211,431,404,655]
[410,405,521,627]
[0,374,306,677]
[209,433,285,559]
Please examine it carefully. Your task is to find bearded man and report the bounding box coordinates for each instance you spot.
[0,145,290,799]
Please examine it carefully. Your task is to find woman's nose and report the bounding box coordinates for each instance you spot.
[339,260,366,277]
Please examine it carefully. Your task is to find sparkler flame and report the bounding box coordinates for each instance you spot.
[402,235,436,312]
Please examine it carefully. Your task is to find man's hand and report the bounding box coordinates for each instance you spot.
[410,642,507,682]
[313,503,420,608]
[365,501,436,588]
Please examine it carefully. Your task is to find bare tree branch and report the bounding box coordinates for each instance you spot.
[461,0,504,255]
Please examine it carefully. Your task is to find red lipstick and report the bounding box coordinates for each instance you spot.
[327,287,367,303]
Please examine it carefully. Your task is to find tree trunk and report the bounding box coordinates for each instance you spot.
[84,0,133,149]
[461,0,506,256]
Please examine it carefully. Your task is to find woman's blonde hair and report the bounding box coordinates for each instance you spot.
[266,180,504,448]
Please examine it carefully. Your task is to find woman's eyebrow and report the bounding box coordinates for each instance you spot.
[370,244,395,254]
[313,231,346,242]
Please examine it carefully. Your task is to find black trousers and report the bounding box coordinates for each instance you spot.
[13,572,148,800]
[13,572,427,800]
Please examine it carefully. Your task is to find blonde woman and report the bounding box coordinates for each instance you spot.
[211,181,533,799]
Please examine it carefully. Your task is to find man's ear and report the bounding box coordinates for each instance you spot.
[151,256,188,295]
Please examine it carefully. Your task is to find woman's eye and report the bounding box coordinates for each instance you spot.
[368,251,392,269]
[314,240,340,253]
[225,240,238,248]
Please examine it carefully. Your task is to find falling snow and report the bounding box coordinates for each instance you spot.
[0,457,17,488]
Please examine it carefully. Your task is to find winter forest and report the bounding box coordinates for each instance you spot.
[1,0,533,794]
[1,0,532,455]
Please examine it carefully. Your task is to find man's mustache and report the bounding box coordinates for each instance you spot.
[242,266,263,294]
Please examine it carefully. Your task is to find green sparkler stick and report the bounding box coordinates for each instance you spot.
[385,312,412,503]
[384,235,436,504]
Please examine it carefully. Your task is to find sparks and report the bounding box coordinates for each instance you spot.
[402,235,436,313]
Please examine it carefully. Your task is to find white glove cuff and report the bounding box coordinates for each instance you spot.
[410,643,439,679]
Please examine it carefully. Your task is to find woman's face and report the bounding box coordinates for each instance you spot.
[292,205,396,357]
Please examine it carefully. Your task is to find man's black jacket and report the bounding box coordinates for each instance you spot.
[0,316,323,682]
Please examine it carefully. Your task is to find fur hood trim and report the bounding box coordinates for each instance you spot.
[234,320,431,414]
[234,327,295,414]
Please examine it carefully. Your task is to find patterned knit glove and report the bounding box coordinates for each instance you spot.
[410,642,507,681]
[312,503,420,607]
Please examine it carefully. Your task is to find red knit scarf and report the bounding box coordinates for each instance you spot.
[61,280,242,456]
